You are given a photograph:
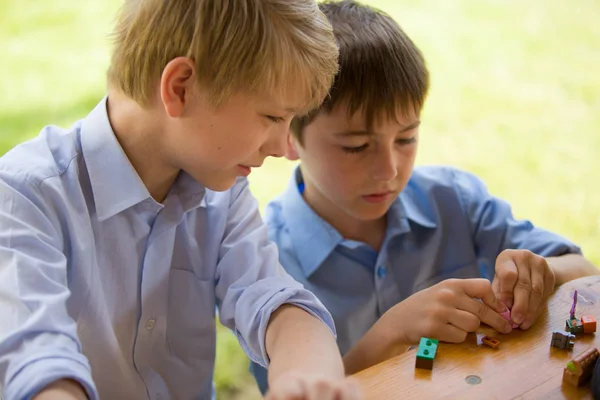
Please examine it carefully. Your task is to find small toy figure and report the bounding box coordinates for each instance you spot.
[415,337,438,370]
[482,336,500,348]
[551,330,575,350]
[566,290,596,334]
[562,347,600,386]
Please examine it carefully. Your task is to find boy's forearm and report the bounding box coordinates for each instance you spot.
[265,304,344,384]
[547,254,599,286]
[342,315,409,375]
[33,379,88,400]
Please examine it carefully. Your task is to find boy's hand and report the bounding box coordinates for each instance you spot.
[492,249,556,330]
[382,278,512,345]
[265,373,362,400]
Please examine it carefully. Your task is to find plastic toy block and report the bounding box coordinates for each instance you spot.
[482,336,500,348]
[500,309,519,328]
[567,318,584,335]
[562,347,600,386]
[551,330,575,350]
[582,315,597,334]
[415,337,438,370]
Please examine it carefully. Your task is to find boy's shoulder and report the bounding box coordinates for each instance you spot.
[406,165,490,200]
[0,122,82,188]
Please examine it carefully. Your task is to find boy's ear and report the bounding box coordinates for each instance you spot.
[160,57,196,118]
[285,131,300,161]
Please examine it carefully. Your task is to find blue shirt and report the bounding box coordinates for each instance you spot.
[251,165,581,393]
[0,99,335,400]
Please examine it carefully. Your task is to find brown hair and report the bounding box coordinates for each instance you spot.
[291,0,429,141]
[107,0,339,112]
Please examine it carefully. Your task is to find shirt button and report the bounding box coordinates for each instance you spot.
[377,265,387,278]
[145,318,156,330]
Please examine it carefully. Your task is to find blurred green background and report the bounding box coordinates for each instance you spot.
[2,0,599,398]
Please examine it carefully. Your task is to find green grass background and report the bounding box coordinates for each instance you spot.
[2,0,599,398]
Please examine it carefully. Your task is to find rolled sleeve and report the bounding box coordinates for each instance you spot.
[452,169,582,268]
[0,177,97,399]
[214,179,335,367]
[7,349,97,400]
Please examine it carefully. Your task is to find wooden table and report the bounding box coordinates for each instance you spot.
[353,276,600,399]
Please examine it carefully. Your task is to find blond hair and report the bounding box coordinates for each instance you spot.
[107,0,339,112]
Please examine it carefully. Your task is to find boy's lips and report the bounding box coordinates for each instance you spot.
[362,191,395,203]
[236,164,262,176]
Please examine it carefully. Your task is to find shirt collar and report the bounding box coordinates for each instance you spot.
[280,166,437,278]
[80,97,206,221]
[280,168,344,278]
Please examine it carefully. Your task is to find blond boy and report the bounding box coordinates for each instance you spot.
[0,1,362,399]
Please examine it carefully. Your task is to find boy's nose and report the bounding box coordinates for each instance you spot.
[371,150,399,181]
[261,125,288,158]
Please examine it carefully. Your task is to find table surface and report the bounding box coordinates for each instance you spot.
[352,275,600,399]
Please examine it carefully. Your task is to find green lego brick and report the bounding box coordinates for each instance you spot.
[567,361,577,373]
[417,337,438,360]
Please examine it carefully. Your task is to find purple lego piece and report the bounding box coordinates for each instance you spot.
[500,309,519,328]
[570,290,578,320]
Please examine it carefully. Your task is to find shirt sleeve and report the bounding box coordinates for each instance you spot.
[214,179,336,368]
[452,169,582,278]
[0,176,98,400]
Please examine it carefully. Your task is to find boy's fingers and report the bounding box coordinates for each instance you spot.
[447,309,480,336]
[457,296,512,334]
[519,266,545,329]
[510,259,532,326]
[495,256,519,309]
[459,278,505,313]
[341,379,364,400]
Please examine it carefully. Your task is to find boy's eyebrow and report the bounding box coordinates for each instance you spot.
[333,120,421,137]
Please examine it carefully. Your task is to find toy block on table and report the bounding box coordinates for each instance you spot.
[481,336,500,348]
[551,330,575,350]
[562,347,600,386]
[566,318,584,335]
[415,337,438,370]
[582,315,597,333]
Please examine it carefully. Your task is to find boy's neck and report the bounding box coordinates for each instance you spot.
[302,186,388,251]
[106,91,179,203]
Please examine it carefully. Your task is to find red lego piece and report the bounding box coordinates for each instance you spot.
[482,336,500,348]
[582,315,597,334]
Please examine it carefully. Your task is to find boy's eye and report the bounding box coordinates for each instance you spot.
[396,137,417,145]
[341,144,368,154]
[265,115,285,123]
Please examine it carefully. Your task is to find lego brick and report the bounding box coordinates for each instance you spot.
[582,315,597,334]
[415,357,433,370]
[415,337,438,370]
[551,330,575,350]
[500,309,519,328]
[562,347,600,386]
[416,338,438,360]
[566,318,584,335]
[563,368,582,386]
[482,336,500,348]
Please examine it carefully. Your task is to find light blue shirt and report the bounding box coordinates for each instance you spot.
[0,99,335,400]
[251,165,581,393]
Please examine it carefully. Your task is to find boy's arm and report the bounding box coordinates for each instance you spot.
[214,180,343,383]
[546,254,599,286]
[0,178,97,400]
[265,305,344,384]
[33,379,88,400]
[452,169,587,276]
[341,318,408,375]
